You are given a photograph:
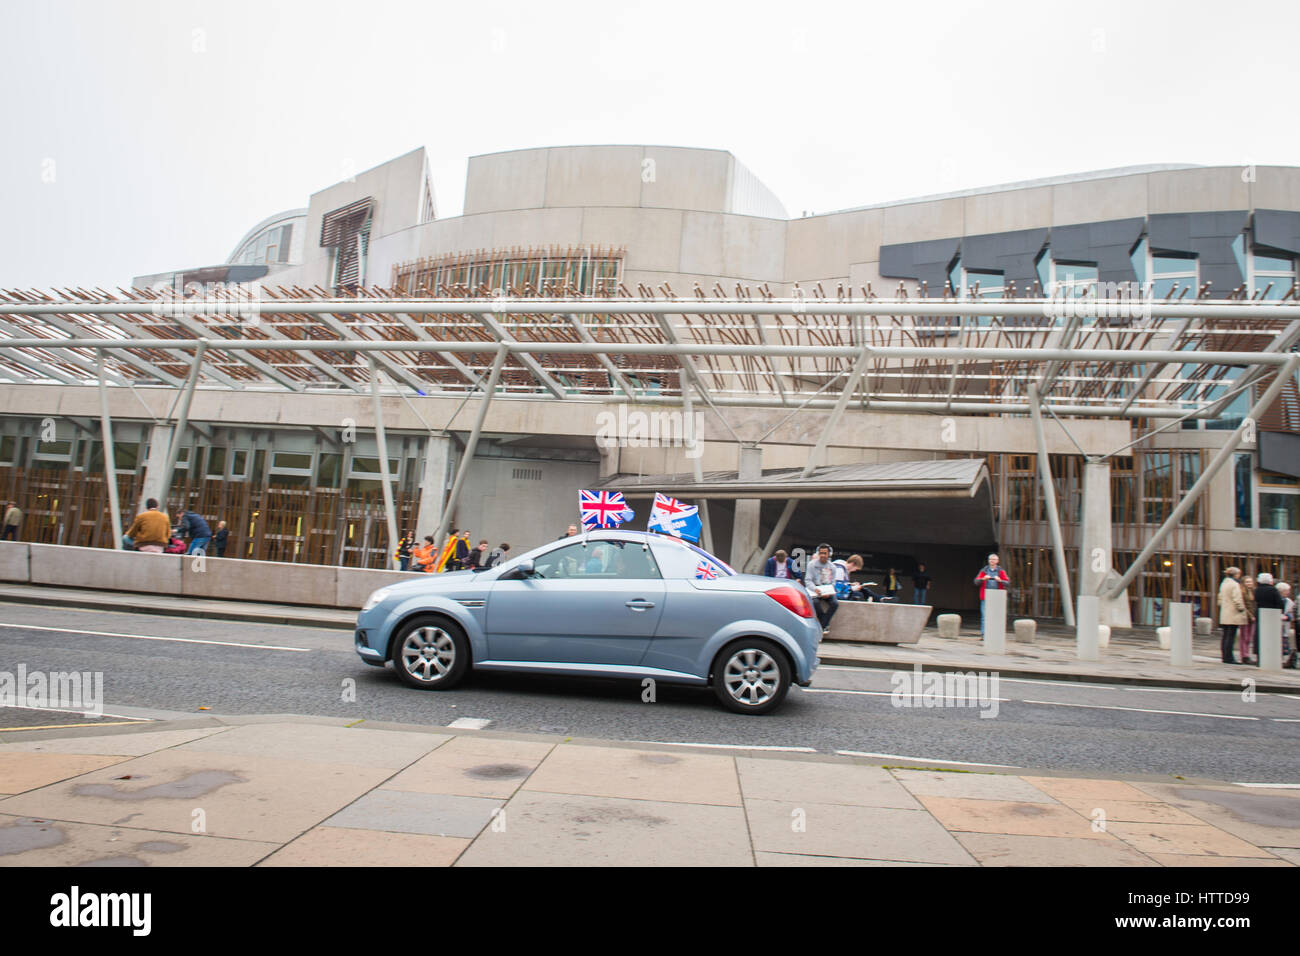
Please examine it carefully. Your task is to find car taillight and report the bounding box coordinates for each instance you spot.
[766,586,813,619]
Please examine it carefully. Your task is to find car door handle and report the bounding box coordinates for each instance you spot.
[625,599,655,610]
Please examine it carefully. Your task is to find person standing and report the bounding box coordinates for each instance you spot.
[1278,582,1297,668]
[885,568,900,599]
[124,499,171,553]
[974,554,1009,636]
[1255,573,1284,667]
[464,539,489,570]
[912,563,932,606]
[452,531,472,571]
[1218,566,1246,664]
[804,543,839,633]
[485,542,510,568]
[558,524,579,540]
[412,535,437,573]
[395,533,414,571]
[213,520,229,557]
[1241,575,1259,665]
[764,549,797,579]
[175,508,212,555]
[2,502,21,541]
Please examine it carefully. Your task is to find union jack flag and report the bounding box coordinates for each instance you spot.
[695,560,718,580]
[579,489,635,529]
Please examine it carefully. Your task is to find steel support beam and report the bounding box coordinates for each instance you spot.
[370,360,400,570]
[564,312,636,398]
[157,342,207,509]
[475,311,566,398]
[756,348,874,569]
[97,350,124,550]
[432,347,509,547]
[1107,353,1300,600]
[681,382,714,554]
[1029,383,1076,627]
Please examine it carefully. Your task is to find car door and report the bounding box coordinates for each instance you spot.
[486,538,666,666]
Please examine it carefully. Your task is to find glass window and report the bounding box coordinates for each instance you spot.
[231,450,248,478]
[272,452,313,471]
[207,447,226,478]
[0,435,14,464]
[1260,493,1298,530]
[318,453,342,487]
[531,539,661,580]
[349,457,400,476]
[1251,249,1295,300]
[1234,453,1253,528]
[1130,238,1148,284]
[1143,452,1173,524]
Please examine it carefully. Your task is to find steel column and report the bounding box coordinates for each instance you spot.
[1028,383,1076,627]
[97,350,124,550]
[157,341,207,509]
[681,382,714,553]
[1107,353,1300,600]
[432,347,509,547]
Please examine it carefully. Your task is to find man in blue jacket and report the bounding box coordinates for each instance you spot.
[763,549,798,580]
[175,509,212,555]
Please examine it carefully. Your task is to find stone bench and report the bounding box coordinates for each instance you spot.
[826,600,932,645]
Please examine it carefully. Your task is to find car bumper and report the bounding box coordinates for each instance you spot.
[355,628,385,666]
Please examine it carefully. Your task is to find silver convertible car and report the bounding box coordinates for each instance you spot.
[354,529,821,714]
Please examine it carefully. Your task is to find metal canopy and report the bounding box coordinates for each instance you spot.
[0,288,1296,421]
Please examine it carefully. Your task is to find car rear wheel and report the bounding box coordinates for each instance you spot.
[712,638,790,715]
[393,616,469,691]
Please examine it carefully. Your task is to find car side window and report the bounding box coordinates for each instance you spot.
[530,540,661,580]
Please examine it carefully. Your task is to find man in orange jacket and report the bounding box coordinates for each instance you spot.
[411,535,437,573]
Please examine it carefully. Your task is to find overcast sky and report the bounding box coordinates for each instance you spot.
[2,0,1297,289]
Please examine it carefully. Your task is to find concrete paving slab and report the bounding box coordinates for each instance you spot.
[0,813,277,866]
[385,746,543,799]
[0,749,392,843]
[744,798,977,865]
[891,769,1059,803]
[0,726,231,756]
[1021,776,1161,806]
[737,756,921,809]
[1127,783,1300,849]
[1263,846,1300,865]
[523,744,741,806]
[456,790,752,866]
[175,722,449,770]
[755,851,949,866]
[953,832,1158,866]
[1106,822,1276,858]
[1147,852,1292,867]
[325,789,502,839]
[435,734,557,762]
[916,795,1107,840]
[259,826,469,867]
[0,752,129,793]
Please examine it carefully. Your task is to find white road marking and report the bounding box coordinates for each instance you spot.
[0,702,149,721]
[1272,718,1300,723]
[1022,699,1257,720]
[447,717,492,730]
[835,749,1020,769]
[629,740,817,753]
[805,687,1011,703]
[0,621,311,652]
[1232,782,1300,789]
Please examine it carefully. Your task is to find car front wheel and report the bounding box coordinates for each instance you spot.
[712,638,790,715]
[393,616,470,690]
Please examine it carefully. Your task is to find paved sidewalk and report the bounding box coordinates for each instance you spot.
[4,582,1297,691]
[1,716,1297,867]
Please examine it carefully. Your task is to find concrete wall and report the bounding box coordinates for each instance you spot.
[0,541,425,610]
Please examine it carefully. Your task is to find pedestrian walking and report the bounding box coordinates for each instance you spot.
[464,539,489,570]
[804,543,839,633]
[1218,566,1246,664]
[213,520,229,557]
[885,567,900,599]
[175,508,212,555]
[763,549,797,579]
[974,554,1009,635]
[2,502,21,541]
[413,535,437,573]
[912,563,932,605]
[1255,572,1284,667]
[485,542,510,568]
[124,499,171,553]
[1241,575,1259,664]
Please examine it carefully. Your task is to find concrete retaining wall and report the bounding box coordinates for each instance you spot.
[0,541,426,611]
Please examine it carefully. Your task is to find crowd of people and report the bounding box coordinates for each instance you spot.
[1218,566,1298,668]
[767,543,935,634]
[396,529,511,574]
[121,499,229,555]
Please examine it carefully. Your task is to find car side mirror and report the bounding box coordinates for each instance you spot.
[501,558,535,580]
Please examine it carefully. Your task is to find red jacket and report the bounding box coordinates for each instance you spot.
[975,566,1009,600]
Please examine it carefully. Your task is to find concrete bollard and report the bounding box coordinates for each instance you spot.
[1259,608,1283,672]
[983,589,1007,654]
[1195,617,1213,637]
[1170,602,1193,666]
[936,614,961,639]
[1076,595,1099,661]
[1156,626,1171,650]
[1013,619,1036,643]
[1097,624,1111,649]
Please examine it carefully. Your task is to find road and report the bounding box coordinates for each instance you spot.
[1,602,1297,784]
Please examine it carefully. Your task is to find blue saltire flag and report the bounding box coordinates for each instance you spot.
[648,492,702,543]
[579,489,635,529]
